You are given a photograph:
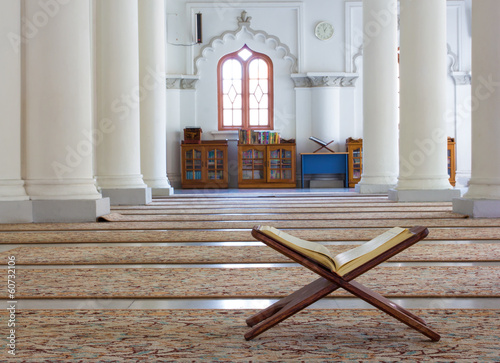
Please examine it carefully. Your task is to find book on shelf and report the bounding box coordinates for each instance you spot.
[239,129,281,145]
[258,226,413,276]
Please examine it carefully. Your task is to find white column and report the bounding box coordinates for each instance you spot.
[310,87,340,151]
[166,89,181,188]
[389,0,460,202]
[356,0,399,194]
[309,82,341,188]
[294,86,312,182]
[451,74,472,188]
[138,0,173,196]
[95,0,151,205]
[0,1,28,202]
[453,0,500,217]
[23,0,109,222]
[0,0,31,223]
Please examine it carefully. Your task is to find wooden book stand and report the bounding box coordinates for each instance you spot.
[309,136,335,153]
[245,226,441,341]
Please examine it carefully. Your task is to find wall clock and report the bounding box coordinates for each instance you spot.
[314,21,334,41]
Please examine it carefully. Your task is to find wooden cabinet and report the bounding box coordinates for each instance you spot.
[448,137,456,187]
[181,141,228,189]
[238,144,296,188]
[346,138,363,187]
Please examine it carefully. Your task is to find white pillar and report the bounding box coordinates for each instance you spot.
[0,0,28,201]
[309,84,342,188]
[23,0,109,222]
[356,0,399,194]
[451,74,472,188]
[0,0,31,222]
[138,0,173,196]
[294,87,312,186]
[95,0,151,205]
[453,0,500,217]
[166,85,182,188]
[389,0,460,202]
[310,87,340,151]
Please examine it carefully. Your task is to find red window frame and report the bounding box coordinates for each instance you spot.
[217,45,274,130]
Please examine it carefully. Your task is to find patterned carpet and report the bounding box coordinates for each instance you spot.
[6,266,500,299]
[1,309,499,361]
[1,193,499,361]
[2,226,500,243]
[100,210,465,220]
[4,243,500,265]
[10,217,500,230]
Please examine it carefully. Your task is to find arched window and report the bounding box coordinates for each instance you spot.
[217,45,274,130]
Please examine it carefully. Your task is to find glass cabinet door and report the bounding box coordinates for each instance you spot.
[447,139,456,186]
[184,148,203,181]
[268,146,294,182]
[241,147,265,181]
[207,148,225,180]
[352,146,362,181]
[447,148,452,178]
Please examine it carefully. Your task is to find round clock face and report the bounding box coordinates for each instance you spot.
[315,21,334,41]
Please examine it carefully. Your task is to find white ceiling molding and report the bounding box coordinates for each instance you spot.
[165,75,199,90]
[451,71,471,86]
[291,73,359,88]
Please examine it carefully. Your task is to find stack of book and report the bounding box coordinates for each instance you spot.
[238,130,280,145]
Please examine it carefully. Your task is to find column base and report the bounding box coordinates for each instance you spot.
[32,198,110,223]
[453,198,500,218]
[0,201,33,223]
[0,180,29,201]
[101,188,152,205]
[388,188,461,202]
[355,183,394,194]
[454,171,471,189]
[152,187,174,196]
[25,179,102,200]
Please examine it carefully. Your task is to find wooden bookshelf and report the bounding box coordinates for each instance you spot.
[346,138,363,187]
[448,137,456,187]
[181,141,228,189]
[238,144,296,188]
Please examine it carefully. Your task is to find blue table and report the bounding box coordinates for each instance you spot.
[300,153,349,188]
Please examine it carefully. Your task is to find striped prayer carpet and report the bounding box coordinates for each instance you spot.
[1,192,499,361]
[1,309,499,361]
[1,226,499,243]
[6,266,499,299]
[3,243,500,265]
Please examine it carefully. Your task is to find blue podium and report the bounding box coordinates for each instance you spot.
[300,152,349,188]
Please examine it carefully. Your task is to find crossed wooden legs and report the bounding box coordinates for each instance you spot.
[245,278,337,340]
[245,276,441,341]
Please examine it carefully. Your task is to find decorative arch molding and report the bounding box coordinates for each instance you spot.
[346,1,468,76]
[349,43,465,81]
[194,11,298,75]
[447,43,459,73]
[352,45,363,74]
